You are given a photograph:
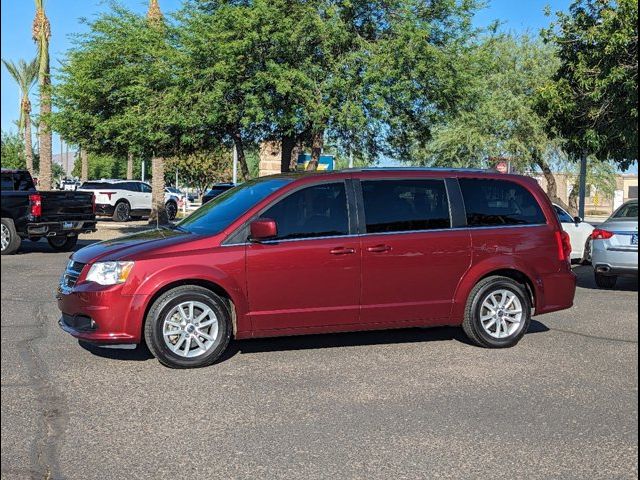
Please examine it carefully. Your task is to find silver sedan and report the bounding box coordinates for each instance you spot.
[591,199,638,288]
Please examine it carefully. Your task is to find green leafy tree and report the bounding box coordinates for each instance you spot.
[1,58,38,174]
[165,148,233,196]
[53,3,183,223]
[542,0,638,168]
[1,131,27,169]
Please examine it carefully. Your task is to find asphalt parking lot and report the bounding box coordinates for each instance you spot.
[1,240,637,479]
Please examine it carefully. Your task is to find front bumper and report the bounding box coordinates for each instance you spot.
[57,284,148,344]
[25,220,97,238]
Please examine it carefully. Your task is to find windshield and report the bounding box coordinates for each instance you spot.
[177,177,292,235]
[613,202,638,219]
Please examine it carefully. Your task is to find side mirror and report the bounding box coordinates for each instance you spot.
[249,218,277,242]
[573,216,582,225]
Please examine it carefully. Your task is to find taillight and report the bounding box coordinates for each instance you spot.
[592,228,614,240]
[29,194,42,217]
[555,230,572,262]
[91,193,96,213]
[99,191,115,200]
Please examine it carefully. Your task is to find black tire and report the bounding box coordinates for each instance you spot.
[581,237,592,265]
[112,201,131,222]
[47,235,79,252]
[1,218,21,255]
[144,285,232,369]
[461,276,532,348]
[165,201,178,221]
[595,272,617,289]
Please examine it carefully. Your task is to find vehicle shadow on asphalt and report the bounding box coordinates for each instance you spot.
[573,265,638,292]
[10,239,99,255]
[77,321,550,364]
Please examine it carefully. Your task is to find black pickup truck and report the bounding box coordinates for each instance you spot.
[1,169,97,255]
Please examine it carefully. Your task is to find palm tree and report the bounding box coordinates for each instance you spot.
[147,0,168,224]
[33,0,52,190]
[2,58,38,174]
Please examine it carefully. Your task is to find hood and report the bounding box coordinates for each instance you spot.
[72,227,205,264]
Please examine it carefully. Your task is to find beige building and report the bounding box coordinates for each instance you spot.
[534,172,638,215]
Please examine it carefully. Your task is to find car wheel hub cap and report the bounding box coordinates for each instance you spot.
[1,224,9,250]
[479,289,523,339]
[162,300,219,358]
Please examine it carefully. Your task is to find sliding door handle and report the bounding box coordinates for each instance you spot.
[330,247,356,255]
[366,244,392,253]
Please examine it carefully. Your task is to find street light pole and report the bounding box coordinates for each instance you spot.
[578,152,588,219]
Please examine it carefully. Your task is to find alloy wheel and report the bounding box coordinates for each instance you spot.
[479,289,523,339]
[1,224,9,251]
[162,301,219,358]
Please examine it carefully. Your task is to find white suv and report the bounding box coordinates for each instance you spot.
[79,180,179,222]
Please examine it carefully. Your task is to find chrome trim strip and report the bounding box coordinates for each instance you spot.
[222,223,548,246]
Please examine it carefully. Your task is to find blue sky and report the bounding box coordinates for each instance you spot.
[1,0,570,153]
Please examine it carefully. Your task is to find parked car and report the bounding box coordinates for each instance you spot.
[590,199,638,288]
[201,183,235,204]
[553,204,594,263]
[1,169,96,255]
[57,168,576,368]
[78,180,180,222]
[59,178,81,191]
[165,186,187,207]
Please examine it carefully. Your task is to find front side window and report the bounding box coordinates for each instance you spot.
[261,182,349,240]
[361,179,451,233]
[140,183,152,193]
[459,178,546,227]
[178,177,292,235]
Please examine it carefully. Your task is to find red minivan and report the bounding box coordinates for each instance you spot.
[57,169,576,368]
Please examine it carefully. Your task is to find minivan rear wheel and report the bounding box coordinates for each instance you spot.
[462,276,531,348]
[144,285,232,368]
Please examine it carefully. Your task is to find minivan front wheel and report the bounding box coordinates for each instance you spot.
[144,285,231,368]
[462,276,531,348]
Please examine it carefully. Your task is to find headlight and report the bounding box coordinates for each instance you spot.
[85,261,135,285]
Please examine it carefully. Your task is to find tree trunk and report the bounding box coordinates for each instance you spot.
[38,87,52,189]
[281,135,295,173]
[149,156,168,225]
[23,111,34,175]
[306,129,324,171]
[127,152,134,180]
[533,154,569,210]
[80,149,89,182]
[232,130,250,180]
[567,176,580,216]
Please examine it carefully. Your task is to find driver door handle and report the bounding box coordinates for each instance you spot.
[367,244,392,253]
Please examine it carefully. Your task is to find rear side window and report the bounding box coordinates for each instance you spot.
[1,172,35,191]
[261,182,349,240]
[459,178,546,227]
[613,202,638,219]
[361,179,451,233]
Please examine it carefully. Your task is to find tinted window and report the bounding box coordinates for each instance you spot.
[613,202,638,219]
[1,172,35,191]
[362,179,451,233]
[261,183,349,240]
[554,205,573,223]
[459,178,546,227]
[178,178,292,235]
[80,182,112,190]
[140,183,152,193]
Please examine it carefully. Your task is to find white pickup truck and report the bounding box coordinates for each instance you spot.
[78,180,180,222]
